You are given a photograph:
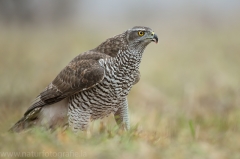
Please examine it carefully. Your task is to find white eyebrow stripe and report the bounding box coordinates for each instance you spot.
[129,28,148,32]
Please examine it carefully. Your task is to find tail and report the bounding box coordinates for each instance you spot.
[9,117,27,133]
[9,98,69,133]
[9,107,41,133]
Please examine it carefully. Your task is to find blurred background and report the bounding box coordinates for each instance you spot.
[0,0,240,158]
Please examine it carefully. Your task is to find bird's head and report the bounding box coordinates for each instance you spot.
[93,26,158,57]
[126,26,158,48]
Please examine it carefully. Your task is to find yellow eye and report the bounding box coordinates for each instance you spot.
[138,31,145,36]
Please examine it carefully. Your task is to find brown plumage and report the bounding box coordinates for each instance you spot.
[9,26,158,133]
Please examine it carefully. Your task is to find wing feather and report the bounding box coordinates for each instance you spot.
[24,51,108,116]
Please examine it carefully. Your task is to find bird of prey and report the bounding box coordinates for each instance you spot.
[9,26,158,133]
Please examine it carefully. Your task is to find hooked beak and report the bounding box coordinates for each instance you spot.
[151,33,158,44]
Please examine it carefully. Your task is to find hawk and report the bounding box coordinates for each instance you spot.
[10,26,158,133]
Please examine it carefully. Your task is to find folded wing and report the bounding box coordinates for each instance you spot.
[24,52,107,116]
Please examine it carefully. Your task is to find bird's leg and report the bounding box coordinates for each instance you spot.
[114,97,130,131]
[68,106,91,133]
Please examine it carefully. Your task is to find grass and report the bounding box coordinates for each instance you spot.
[0,24,240,159]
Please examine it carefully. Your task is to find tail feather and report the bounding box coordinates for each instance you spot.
[9,98,69,133]
[8,117,33,133]
[9,107,42,133]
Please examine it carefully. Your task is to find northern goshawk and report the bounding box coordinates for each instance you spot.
[10,26,158,133]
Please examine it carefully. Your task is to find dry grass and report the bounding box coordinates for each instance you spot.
[0,25,240,159]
